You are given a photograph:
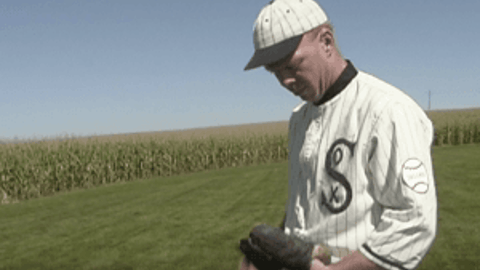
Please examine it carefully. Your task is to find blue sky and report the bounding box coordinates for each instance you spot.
[1,0,479,140]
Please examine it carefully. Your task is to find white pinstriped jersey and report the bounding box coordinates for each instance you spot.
[284,63,437,270]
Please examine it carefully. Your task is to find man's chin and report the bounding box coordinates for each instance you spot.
[302,94,322,103]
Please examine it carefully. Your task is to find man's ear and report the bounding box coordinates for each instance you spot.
[318,28,334,54]
[308,25,333,55]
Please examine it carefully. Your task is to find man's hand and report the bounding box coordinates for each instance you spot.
[239,257,259,270]
[239,224,322,270]
[312,244,332,265]
[240,256,328,270]
[311,258,328,270]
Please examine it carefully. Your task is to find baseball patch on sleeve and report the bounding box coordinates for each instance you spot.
[402,158,429,194]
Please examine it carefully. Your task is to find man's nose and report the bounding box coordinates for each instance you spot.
[283,77,296,88]
[275,70,296,90]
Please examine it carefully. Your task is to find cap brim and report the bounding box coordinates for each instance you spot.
[244,35,302,71]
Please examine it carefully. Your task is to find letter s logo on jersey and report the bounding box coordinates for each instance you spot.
[320,138,355,214]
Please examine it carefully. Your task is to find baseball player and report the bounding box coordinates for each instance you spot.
[238,1,438,270]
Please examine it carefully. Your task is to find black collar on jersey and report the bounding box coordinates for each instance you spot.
[314,60,358,106]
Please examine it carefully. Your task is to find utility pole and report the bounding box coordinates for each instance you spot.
[428,90,431,111]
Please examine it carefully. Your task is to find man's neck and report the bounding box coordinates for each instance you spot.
[329,59,348,88]
[314,59,357,106]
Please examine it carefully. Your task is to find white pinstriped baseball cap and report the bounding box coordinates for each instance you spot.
[244,0,329,71]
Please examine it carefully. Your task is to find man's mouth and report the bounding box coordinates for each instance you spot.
[293,86,305,96]
[295,88,305,96]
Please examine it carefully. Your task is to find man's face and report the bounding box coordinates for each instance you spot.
[265,33,326,103]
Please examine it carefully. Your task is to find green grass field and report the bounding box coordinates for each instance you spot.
[0,145,479,270]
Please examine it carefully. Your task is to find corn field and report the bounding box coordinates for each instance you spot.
[427,108,480,146]
[0,133,288,204]
[434,123,480,146]
[1,114,479,204]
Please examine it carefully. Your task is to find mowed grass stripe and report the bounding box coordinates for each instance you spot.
[425,144,480,270]
[1,145,479,269]
[0,162,289,270]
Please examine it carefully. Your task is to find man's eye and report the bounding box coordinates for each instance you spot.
[285,66,295,71]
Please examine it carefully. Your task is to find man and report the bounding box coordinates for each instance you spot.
[239,0,438,270]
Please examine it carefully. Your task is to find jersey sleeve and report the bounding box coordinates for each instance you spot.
[358,102,438,270]
[286,112,296,216]
[284,102,308,230]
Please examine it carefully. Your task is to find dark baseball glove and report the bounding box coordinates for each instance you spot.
[239,224,315,270]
